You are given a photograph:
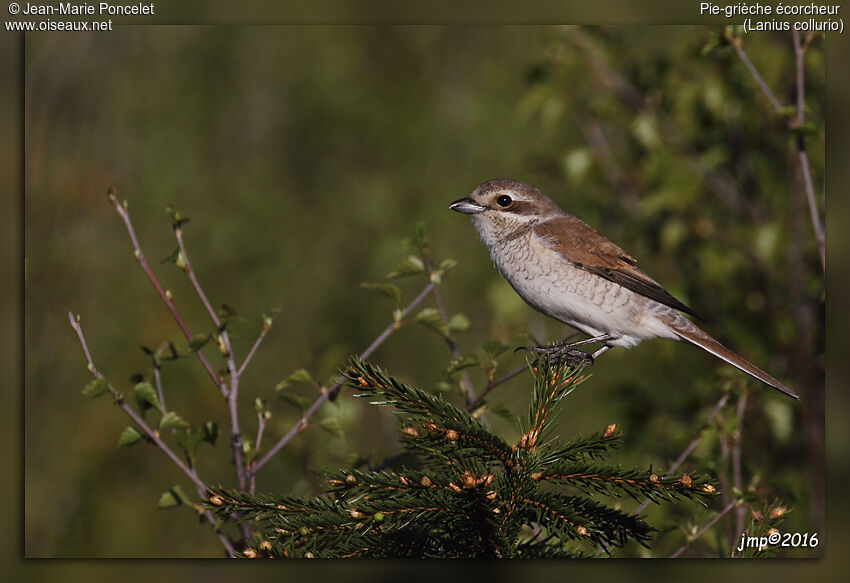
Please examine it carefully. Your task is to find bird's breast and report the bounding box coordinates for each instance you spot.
[488,232,676,346]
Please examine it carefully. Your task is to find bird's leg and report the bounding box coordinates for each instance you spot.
[515,333,613,368]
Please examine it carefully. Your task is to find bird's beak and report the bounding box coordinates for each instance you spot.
[449,197,487,214]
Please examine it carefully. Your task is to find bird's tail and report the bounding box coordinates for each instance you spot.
[666,318,799,400]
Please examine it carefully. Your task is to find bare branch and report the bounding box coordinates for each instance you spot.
[728,32,825,274]
[107,193,228,397]
[248,281,437,478]
[238,321,271,377]
[68,312,235,557]
[174,221,248,492]
[791,29,825,272]
[670,498,740,558]
[732,392,748,547]
[466,364,528,413]
[423,257,477,404]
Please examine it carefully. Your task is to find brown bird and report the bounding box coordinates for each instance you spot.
[449,178,798,400]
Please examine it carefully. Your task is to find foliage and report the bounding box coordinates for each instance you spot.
[208,358,716,558]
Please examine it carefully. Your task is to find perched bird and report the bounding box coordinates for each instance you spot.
[449,178,798,400]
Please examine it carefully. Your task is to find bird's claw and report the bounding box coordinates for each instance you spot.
[515,345,594,368]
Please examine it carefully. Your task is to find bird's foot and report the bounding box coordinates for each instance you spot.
[515,344,594,368]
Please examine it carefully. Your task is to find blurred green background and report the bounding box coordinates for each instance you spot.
[25,26,823,557]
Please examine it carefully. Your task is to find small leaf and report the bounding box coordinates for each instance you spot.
[165,206,190,228]
[415,308,448,337]
[447,313,471,333]
[118,426,144,447]
[82,377,109,399]
[434,381,456,393]
[160,411,190,431]
[386,255,425,280]
[156,341,180,361]
[133,382,163,413]
[482,340,509,359]
[159,247,180,265]
[201,421,218,445]
[158,485,190,509]
[790,122,820,138]
[445,355,479,375]
[278,393,312,412]
[360,282,403,308]
[188,334,211,352]
[439,258,457,272]
[218,304,237,321]
[276,368,315,391]
[318,417,344,439]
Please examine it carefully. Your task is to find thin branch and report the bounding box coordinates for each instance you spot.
[250,410,268,494]
[248,281,437,478]
[728,32,825,274]
[153,361,166,414]
[174,227,251,514]
[238,322,270,377]
[68,312,235,557]
[728,37,783,111]
[108,194,228,397]
[424,257,476,404]
[174,223,248,493]
[670,498,740,558]
[715,413,734,550]
[792,29,826,272]
[732,392,748,547]
[633,392,729,515]
[466,364,528,413]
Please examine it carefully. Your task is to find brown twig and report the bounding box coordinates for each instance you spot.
[633,392,729,515]
[424,257,477,404]
[670,498,740,558]
[250,409,268,494]
[732,392,748,546]
[466,364,528,413]
[238,321,270,377]
[729,31,825,273]
[174,227,248,493]
[248,281,437,478]
[108,194,228,397]
[68,312,235,557]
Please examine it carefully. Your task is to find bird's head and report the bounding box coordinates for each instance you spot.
[449,179,564,245]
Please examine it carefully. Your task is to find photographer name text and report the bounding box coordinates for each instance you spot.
[17,2,153,15]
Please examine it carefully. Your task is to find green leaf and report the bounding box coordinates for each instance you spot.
[318,417,344,439]
[446,313,471,333]
[82,377,109,399]
[159,247,180,265]
[158,485,191,509]
[188,334,211,352]
[790,122,821,138]
[415,308,448,337]
[385,255,425,279]
[275,368,316,391]
[445,355,479,375]
[482,340,510,359]
[278,392,312,412]
[133,382,163,413]
[159,411,190,431]
[201,421,218,445]
[360,282,403,308]
[165,206,190,228]
[118,426,144,447]
[439,258,457,272]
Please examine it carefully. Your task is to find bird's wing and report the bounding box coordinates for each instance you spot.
[533,215,699,318]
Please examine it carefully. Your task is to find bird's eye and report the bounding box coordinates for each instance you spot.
[496,195,512,208]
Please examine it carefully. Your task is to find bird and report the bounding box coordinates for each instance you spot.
[449,178,798,400]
